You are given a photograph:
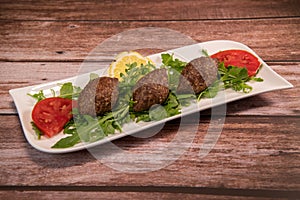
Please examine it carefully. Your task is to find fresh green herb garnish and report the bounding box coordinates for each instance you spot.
[201,49,210,57]
[51,131,80,148]
[218,62,263,93]
[89,73,99,81]
[28,82,82,101]
[27,90,46,102]
[161,53,187,91]
[30,121,43,139]
[119,62,156,87]
[161,53,187,73]
[197,80,222,100]
[52,106,128,148]
[59,82,82,99]
[176,93,197,107]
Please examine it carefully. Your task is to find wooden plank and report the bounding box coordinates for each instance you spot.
[1,18,299,61]
[1,62,299,116]
[0,61,107,114]
[0,0,299,21]
[0,190,287,200]
[0,115,299,191]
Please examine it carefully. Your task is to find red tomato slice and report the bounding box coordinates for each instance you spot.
[32,97,73,137]
[211,49,261,76]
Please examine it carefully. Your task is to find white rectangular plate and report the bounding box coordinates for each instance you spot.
[9,40,293,154]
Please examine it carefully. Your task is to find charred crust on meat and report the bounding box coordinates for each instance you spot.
[177,57,218,94]
[78,77,119,116]
[133,68,169,112]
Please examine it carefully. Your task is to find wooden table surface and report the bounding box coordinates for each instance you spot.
[1,1,300,199]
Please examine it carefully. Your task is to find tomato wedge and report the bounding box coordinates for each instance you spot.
[32,97,73,138]
[211,49,261,76]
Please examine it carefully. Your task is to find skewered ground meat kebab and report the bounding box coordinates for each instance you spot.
[77,56,218,116]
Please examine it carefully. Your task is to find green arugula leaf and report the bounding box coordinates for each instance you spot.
[167,67,181,91]
[51,132,80,148]
[59,82,82,99]
[250,77,264,82]
[176,93,196,107]
[161,53,187,72]
[76,115,105,142]
[30,121,43,139]
[28,82,82,101]
[52,106,128,148]
[219,63,263,93]
[161,53,187,91]
[149,105,168,121]
[202,49,210,57]
[198,80,222,100]
[52,115,104,148]
[163,92,181,116]
[89,73,99,80]
[27,90,46,102]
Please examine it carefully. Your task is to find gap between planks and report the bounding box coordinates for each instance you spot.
[0,185,299,199]
[1,16,300,23]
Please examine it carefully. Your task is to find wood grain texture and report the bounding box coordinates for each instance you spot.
[1,18,299,61]
[0,115,299,191]
[0,0,299,21]
[1,62,299,116]
[1,0,299,198]
[0,190,290,200]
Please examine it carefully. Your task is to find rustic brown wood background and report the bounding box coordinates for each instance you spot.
[0,0,299,199]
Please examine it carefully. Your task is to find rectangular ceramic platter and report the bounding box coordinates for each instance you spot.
[9,40,293,153]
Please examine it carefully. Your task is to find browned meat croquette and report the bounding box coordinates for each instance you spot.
[133,68,169,112]
[177,57,218,94]
[78,77,119,116]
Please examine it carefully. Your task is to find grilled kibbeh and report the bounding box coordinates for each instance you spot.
[177,57,218,94]
[133,68,169,112]
[78,77,119,116]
